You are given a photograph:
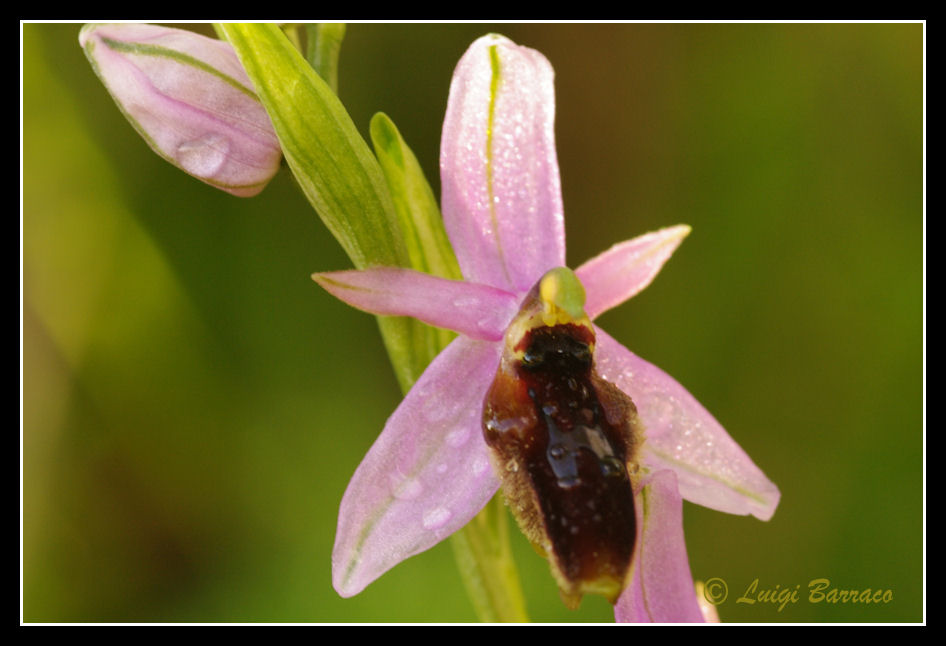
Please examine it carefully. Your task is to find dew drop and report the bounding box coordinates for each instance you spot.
[392,477,423,500]
[505,458,519,473]
[471,454,489,476]
[176,133,230,177]
[476,316,498,334]
[446,426,470,447]
[422,506,452,530]
[548,444,566,460]
[452,296,479,309]
[424,397,450,423]
[557,475,581,489]
[600,456,626,478]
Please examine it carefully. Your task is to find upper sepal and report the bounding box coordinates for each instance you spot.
[79,23,281,197]
[440,34,565,292]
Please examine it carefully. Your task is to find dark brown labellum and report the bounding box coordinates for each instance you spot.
[483,322,643,608]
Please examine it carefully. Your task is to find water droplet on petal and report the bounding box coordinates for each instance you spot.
[600,456,626,478]
[557,475,581,489]
[422,506,452,530]
[446,426,470,447]
[476,316,499,334]
[392,476,423,500]
[452,296,480,309]
[472,454,489,476]
[176,133,230,178]
[424,398,450,423]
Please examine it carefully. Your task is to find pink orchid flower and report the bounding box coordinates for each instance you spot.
[314,34,779,622]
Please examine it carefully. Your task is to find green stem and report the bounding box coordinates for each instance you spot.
[451,497,529,622]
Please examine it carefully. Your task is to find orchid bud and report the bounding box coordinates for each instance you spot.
[79,23,282,197]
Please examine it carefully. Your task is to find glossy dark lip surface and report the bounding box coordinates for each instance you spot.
[484,323,640,605]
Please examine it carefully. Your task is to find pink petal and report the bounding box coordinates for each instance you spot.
[332,336,502,596]
[577,225,692,320]
[440,34,565,293]
[615,470,705,623]
[594,329,780,521]
[312,267,519,341]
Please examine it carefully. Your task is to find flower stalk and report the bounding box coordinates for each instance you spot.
[450,496,529,622]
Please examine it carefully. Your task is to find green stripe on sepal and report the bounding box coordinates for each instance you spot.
[98,36,258,99]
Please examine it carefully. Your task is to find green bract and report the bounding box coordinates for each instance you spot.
[220,23,433,391]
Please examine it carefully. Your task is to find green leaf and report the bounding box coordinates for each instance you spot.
[370,113,462,282]
[305,23,345,95]
[279,24,304,55]
[220,24,403,270]
[219,23,430,392]
[370,112,462,353]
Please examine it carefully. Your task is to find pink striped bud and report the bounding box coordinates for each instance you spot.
[80,24,281,197]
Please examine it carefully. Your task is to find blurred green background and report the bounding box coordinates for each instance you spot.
[22,22,923,623]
